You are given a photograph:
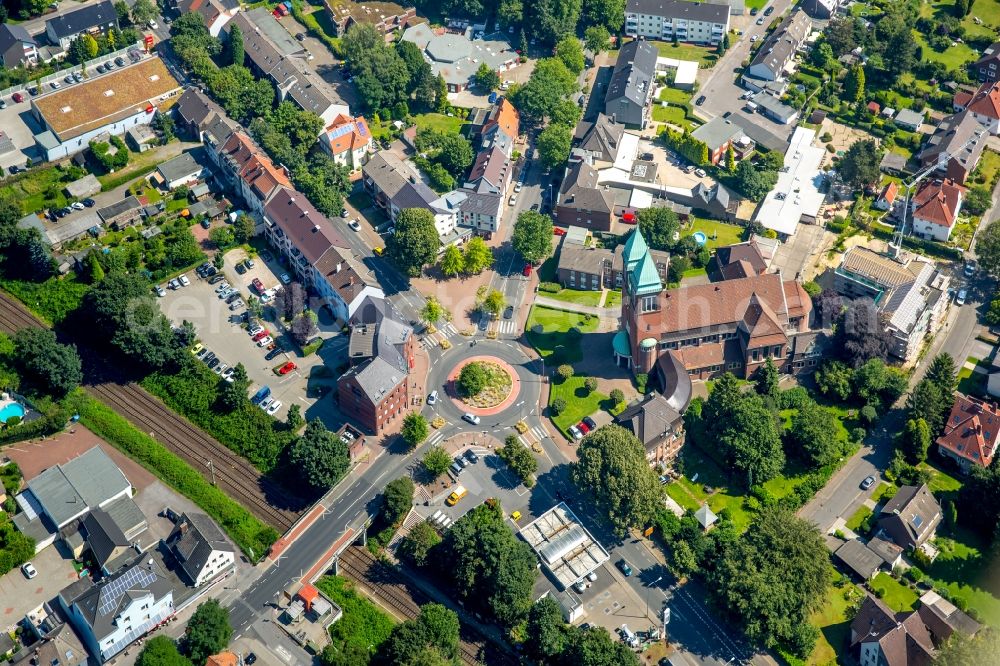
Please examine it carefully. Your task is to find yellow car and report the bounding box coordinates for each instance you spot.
[511,511,522,522]
[373,247,384,256]
[191,343,204,355]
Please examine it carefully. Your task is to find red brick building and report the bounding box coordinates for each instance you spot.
[936,394,1000,472]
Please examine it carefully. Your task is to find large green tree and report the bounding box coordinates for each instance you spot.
[789,400,842,468]
[383,477,415,526]
[636,207,680,251]
[401,412,429,450]
[554,36,585,74]
[344,24,411,112]
[462,237,493,274]
[838,139,880,189]
[583,25,611,55]
[183,600,232,665]
[901,417,931,464]
[510,58,577,125]
[527,0,582,45]
[389,208,440,277]
[977,219,1000,278]
[137,636,192,666]
[375,603,460,665]
[906,378,948,435]
[561,626,640,666]
[289,419,350,491]
[12,328,81,398]
[538,123,573,170]
[733,160,778,201]
[925,353,958,395]
[512,210,554,265]
[708,509,828,658]
[581,0,625,32]
[571,424,661,534]
[398,520,442,567]
[933,628,1000,665]
[524,596,571,662]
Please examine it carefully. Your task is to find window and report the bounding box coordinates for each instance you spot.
[641,295,657,312]
[752,350,759,362]
[773,345,783,358]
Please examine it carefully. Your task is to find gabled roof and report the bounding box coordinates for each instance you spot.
[918,111,988,176]
[606,40,658,108]
[81,509,130,568]
[616,392,684,450]
[363,151,438,209]
[322,114,372,156]
[748,10,812,77]
[264,186,349,264]
[712,240,767,280]
[45,0,116,39]
[174,89,226,131]
[965,80,1000,120]
[482,98,520,144]
[913,179,966,228]
[835,539,884,580]
[559,162,615,214]
[878,484,941,550]
[625,0,729,23]
[220,131,292,201]
[937,394,1000,468]
[0,23,36,50]
[975,42,1000,67]
[168,512,234,584]
[576,114,625,163]
[691,117,743,152]
[879,181,899,205]
[341,304,412,405]
[468,145,511,189]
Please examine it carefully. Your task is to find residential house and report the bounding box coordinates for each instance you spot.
[480,98,520,157]
[708,239,769,282]
[205,653,239,666]
[44,0,117,50]
[910,178,966,242]
[881,151,909,176]
[801,0,839,19]
[555,161,616,231]
[326,0,416,37]
[263,187,383,322]
[614,391,689,466]
[362,151,438,222]
[833,247,949,363]
[174,89,232,141]
[212,131,293,216]
[79,509,136,575]
[952,80,1000,134]
[973,42,1000,83]
[338,298,414,435]
[894,108,925,132]
[917,111,988,184]
[745,10,812,82]
[556,242,669,291]
[834,539,884,580]
[850,595,936,665]
[319,114,373,170]
[605,40,658,128]
[937,394,1000,472]
[572,114,626,165]
[97,196,144,230]
[624,0,730,44]
[154,148,212,191]
[466,145,513,196]
[875,181,898,211]
[166,512,236,588]
[692,181,738,221]
[618,228,817,382]
[60,557,175,663]
[691,117,743,166]
[30,58,182,162]
[917,590,981,645]
[458,189,503,234]
[877,484,942,551]
[176,0,240,36]
[0,24,37,68]
[11,623,88,666]
[428,190,469,246]
[401,24,518,93]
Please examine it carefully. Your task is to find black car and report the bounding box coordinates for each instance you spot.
[115,56,125,66]
[235,263,247,274]
[503,305,514,319]
[465,449,479,464]
[226,292,242,304]
[582,416,597,430]
[265,348,283,361]
[207,357,221,369]
[204,266,217,277]
[763,5,774,14]
[695,95,706,106]
[244,655,257,666]
[296,32,306,41]
[82,198,96,207]
[749,6,758,14]
[209,274,226,285]
[54,208,69,218]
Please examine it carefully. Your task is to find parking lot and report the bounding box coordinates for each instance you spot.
[419,444,531,523]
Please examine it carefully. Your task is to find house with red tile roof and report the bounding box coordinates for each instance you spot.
[875,181,898,211]
[910,179,966,242]
[480,98,520,157]
[212,131,292,216]
[952,80,1000,134]
[319,114,373,170]
[936,394,1000,472]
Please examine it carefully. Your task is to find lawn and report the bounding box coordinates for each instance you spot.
[0,276,90,325]
[971,149,1000,189]
[658,87,693,106]
[918,461,961,495]
[805,574,864,666]
[652,104,695,130]
[912,32,977,69]
[525,305,599,365]
[684,218,744,251]
[957,364,988,397]
[670,443,754,531]
[651,41,718,67]
[549,375,609,437]
[0,165,74,214]
[412,112,466,136]
[845,505,873,532]
[926,526,1000,627]
[542,288,603,307]
[605,290,621,308]
[871,572,919,612]
[314,576,396,660]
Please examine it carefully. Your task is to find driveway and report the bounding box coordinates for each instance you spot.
[0,545,79,634]
[770,223,827,280]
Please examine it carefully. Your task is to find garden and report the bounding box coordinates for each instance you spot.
[524,305,599,365]
[455,360,513,409]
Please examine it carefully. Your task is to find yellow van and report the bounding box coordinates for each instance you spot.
[446,485,467,506]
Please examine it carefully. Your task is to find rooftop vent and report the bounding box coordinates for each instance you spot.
[103,90,114,97]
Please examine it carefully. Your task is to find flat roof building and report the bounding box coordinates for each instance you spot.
[519,503,610,590]
[401,24,518,92]
[752,127,825,237]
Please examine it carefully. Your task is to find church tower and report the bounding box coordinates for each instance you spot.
[619,228,664,374]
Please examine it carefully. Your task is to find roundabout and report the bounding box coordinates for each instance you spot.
[446,355,521,416]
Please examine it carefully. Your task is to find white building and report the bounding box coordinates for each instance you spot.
[166,513,236,588]
[44,0,117,50]
[319,114,373,170]
[745,10,812,81]
[625,0,730,44]
[752,127,826,238]
[911,179,966,242]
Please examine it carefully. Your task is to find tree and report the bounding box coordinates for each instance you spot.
[610,388,625,405]
[963,185,992,216]
[584,376,598,393]
[721,392,785,487]
[637,207,679,251]
[977,219,1000,278]
[926,353,958,395]
[790,400,842,468]
[458,362,488,396]
[524,596,570,662]
[510,58,576,125]
[584,25,610,55]
[291,311,318,346]
[901,417,931,464]
[401,412,429,450]
[137,636,192,666]
[537,123,573,170]
[398,520,442,567]
[183,600,232,665]
[933,628,1000,666]
[839,299,892,366]
[389,208,440,277]
[422,446,452,477]
[420,296,450,327]
[554,36,585,74]
[440,245,464,277]
[954,0,969,18]
[344,24,411,111]
[811,41,835,70]
[462,237,493,274]
[707,508,828,658]
[726,144,737,172]
[670,538,698,578]
[854,359,907,410]
[527,0,583,45]
[838,139,880,189]
[498,437,538,485]
[512,210,554,264]
[571,425,661,534]
[227,23,244,66]
[84,252,105,283]
[562,626,640,666]
[218,363,250,411]
[442,501,539,628]
[289,419,350,491]
[551,397,566,415]
[474,62,501,90]
[233,213,255,244]
[557,364,574,381]
[755,358,779,398]
[906,378,948,434]
[130,0,156,24]
[82,33,99,59]
[383,477,415,525]
[844,64,865,105]
[482,289,507,317]
[733,159,778,201]
[580,0,624,32]
[286,403,304,431]
[377,603,459,665]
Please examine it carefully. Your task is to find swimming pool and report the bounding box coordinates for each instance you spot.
[692,231,707,246]
[0,402,25,423]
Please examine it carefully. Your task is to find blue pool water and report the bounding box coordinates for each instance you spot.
[0,403,25,423]
[692,231,707,246]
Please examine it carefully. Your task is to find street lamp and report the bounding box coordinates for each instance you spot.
[645,576,663,622]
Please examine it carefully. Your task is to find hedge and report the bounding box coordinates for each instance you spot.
[302,338,324,357]
[0,400,68,445]
[538,282,561,293]
[74,392,278,559]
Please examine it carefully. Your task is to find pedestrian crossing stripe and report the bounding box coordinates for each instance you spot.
[531,426,548,441]
[427,432,444,447]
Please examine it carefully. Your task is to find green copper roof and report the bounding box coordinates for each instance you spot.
[630,251,663,296]
[612,330,632,357]
[622,228,648,272]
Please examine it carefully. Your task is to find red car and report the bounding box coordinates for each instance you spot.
[278,362,297,375]
[251,278,265,293]
[252,330,270,342]
[553,227,566,236]
[12,92,23,103]
[577,421,591,435]
[522,263,532,276]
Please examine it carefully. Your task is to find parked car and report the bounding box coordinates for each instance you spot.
[508,194,518,206]
[860,475,876,490]
[73,72,82,82]
[168,278,180,289]
[514,181,523,192]
[279,273,291,284]
[248,325,264,336]
[245,258,255,268]
[763,5,774,15]
[50,80,60,89]
[427,390,438,405]
[257,336,273,347]
[373,247,384,256]
[956,289,967,306]
[229,299,245,311]
[348,219,361,231]
[221,367,235,383]
[115,57,125,66]
[265,348,283,361]
[569,424,583,440]
[259,397,273,411]
[209,274,226,285]
[577,421,590,435]
[21,562,37,579]
[12,92,24,103]
[616,559,633,577]
[522,263,532,276]
[147,19,158,29]
[553,227,566,236]
[267,400,282,415]
[964,261,976,277]
[155,285,166,297]
[64,75,74,84]
[178,274,190,286]
[251,278,265,293]
[455,455,469,469]
[278,362,297,375]
[582,416,597,430]
[236,262,247,274]
[462,413,481,425]
[695,95,706,105]
[465,449,479,464]
[252,331,269,342]
[503,305,514,319]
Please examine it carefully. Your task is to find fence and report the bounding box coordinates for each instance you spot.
[0,41,146,100]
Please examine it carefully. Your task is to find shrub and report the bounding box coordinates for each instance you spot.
[538,282,561,293]
[584,377,598,393]
[556,364,574,381]
[551,398,566,415]
[635,373,649,394]
[458,361,489,396]
[852,427,867,443]
[610,388,625,405]
[778,386,811,410]
[860,405,877,425]
[301,338,323,356]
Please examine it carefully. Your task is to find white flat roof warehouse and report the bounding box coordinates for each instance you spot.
[519,502,609,589]
[753,126,826,236]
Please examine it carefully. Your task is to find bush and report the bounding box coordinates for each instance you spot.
[538,281,561,293]
[610,388,625,405]
[778,387,812,410]
[557,364,574,381]
[635,373,649,394]
[584,377,598,393]
[458,362,488,396]
[551,398,566,415]
[860,405,877,425]
[497,439,538,486]
[301,338,323,356]
[852,427,867,443]
[75,393,278,558]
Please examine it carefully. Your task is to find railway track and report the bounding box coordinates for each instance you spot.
[339,547,517,666]
[0,291,303,532]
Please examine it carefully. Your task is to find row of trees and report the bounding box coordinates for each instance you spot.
[440,237,493,277]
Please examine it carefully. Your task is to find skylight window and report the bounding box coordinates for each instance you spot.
[60,106,72,113]
[912,515,923,528]
[103,90,114,97]
[149,75,159,82]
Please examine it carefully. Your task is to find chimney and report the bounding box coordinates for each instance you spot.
[977,423,983,435]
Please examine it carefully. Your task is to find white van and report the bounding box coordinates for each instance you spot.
[744,101,759,113]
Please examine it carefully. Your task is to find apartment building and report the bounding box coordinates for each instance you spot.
[624,0,729,44]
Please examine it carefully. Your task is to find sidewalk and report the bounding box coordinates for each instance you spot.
[534,294,617,317]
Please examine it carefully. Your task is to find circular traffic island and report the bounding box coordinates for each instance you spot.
[448,356,521,415]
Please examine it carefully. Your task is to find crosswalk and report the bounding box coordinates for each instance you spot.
[426,430,445,448]
[421,323,460,348]
[492,319,519,336]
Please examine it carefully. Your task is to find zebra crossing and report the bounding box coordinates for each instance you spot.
[426,430,445,448]
[421,323,460,348]
[493,319,519,336]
